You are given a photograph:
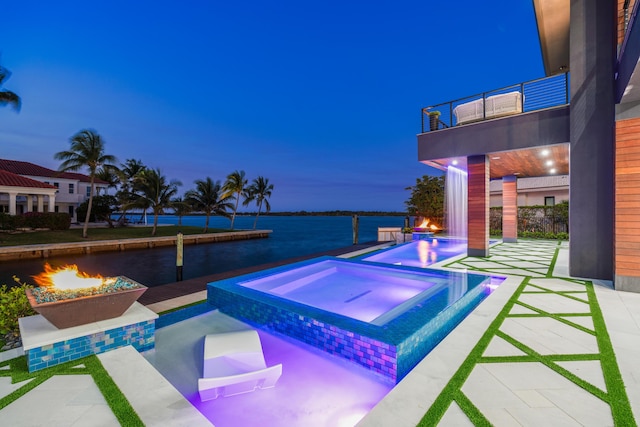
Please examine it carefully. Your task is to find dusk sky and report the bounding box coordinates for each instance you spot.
[0,1,544,211]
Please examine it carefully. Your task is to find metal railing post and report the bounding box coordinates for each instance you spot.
[482,92,486,119]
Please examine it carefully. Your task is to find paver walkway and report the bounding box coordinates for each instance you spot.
[362,240,638,426]
[2,239,639,426]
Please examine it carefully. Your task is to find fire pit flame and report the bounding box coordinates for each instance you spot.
[417,218,429,229]
[33,264,115,291]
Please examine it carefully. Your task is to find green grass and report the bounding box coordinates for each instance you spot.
[0,354,143,425]
[0,225,230,246]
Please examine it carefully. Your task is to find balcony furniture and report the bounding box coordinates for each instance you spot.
[453,91,523,125]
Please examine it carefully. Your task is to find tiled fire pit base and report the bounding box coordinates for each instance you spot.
[19,302,158,372]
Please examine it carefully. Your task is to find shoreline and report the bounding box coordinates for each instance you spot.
[0,229,272,261]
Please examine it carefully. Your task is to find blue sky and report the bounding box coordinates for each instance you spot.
[0,1,544,211]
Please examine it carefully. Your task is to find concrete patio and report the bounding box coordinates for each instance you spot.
[0,239,638,426]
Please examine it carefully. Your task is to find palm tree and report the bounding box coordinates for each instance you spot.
[54,129,117,238]
[95,165,121,195]
[243,176,274,229]
[222,170,247,230]
[0,62,20,111]
[185,177,233,232]
[115,159,147,224]
[171,196,192,226]
[134,168,181,236]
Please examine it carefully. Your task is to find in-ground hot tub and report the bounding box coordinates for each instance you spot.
[207,257,503,383]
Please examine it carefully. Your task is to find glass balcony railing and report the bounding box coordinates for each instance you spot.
[421,72,570,133]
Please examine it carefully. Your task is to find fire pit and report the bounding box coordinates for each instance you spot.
[26,264,147,329]
[413,218,442,240]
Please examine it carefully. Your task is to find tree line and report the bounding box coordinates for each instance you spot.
[56,129,273,238]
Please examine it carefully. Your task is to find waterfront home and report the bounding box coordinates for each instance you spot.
[0,158,107,222]
[417,1,640,293]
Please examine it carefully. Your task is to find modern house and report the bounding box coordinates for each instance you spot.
[489,175,568,208]
[417,1,640,293]
[0,159,107,222]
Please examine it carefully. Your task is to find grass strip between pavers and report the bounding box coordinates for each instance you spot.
[417,277,531,426]
[418,266,636,426]
[0,354,143,426]
[586,281,636,424]
[524,282,589,303]
[512,301,595,335]
[545,240,562,277]
[453,390,492,426]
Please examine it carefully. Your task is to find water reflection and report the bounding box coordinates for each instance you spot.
[1,215,405,287]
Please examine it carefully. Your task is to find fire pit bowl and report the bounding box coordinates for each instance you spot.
[26,277,147,329]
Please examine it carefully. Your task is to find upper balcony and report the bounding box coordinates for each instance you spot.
[418,73,570,179]
[420,73,569,134]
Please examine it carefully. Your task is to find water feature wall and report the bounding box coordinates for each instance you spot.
[445,166,468,238]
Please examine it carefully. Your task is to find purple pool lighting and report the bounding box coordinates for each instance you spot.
[208,257,500,382]
[237,259,467,326]
[361,239,467,268]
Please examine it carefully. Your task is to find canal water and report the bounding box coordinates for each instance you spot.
[1,215,406,288]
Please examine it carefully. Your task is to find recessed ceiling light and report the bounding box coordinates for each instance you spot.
[492,156,501,160]
[541,149,550,156]
[550,168,556,174]
[546,160,554,166]
[514,172,521,175]
[452,160,458,165]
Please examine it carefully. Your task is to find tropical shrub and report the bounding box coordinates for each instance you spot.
[0,281,36,338]
[405,175,445,220]
[490,204,569,236]
[77,195,118,225]
[0,212,71,231]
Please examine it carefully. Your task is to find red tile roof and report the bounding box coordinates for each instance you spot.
[0,159,107,184]
[0,170,57,189]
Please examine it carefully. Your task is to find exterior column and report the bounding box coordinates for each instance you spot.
[8,192,17,215]
[502,175,518,243]
[37,195,44,213]
[48,194,55,212]
[569,0,616,280]
[467,155,490,257]
[26,195,33,212]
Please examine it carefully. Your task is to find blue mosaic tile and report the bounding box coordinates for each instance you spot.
[26,319,156,372]
[206,256,502,383]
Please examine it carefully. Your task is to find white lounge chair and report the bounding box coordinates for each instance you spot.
[198,330,282,401]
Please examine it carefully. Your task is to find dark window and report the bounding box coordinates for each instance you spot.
[68,206,74,216]
[69,183,74,194]
[544,196,555,206]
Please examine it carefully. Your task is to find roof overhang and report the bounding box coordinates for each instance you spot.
[423,144,569,180]
[532,0,570,76]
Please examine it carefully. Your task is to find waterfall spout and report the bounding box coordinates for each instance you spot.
[445,166,468,238]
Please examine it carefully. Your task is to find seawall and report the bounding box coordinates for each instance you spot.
[0,230,272,261]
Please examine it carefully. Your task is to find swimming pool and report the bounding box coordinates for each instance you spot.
[237,259,471,326]
[360,238,468,267]
[207,256,502,382]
